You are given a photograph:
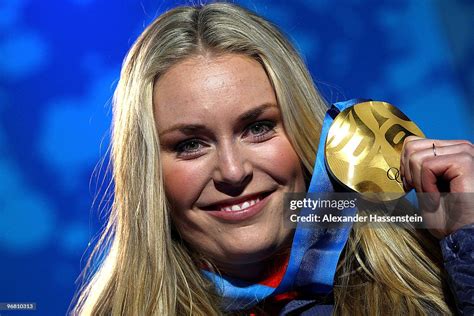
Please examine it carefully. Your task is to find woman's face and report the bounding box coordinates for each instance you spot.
[154,54,305,278]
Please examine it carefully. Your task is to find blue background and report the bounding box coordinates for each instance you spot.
[0,0,472,315]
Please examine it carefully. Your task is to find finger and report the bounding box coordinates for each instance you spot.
[419,151,474,214]
[421,152,474,193]
[401,136,424,190]
[402,137,470,152]
[407,143,474,193]
[400,160,413,192]
[401,138,471,190]
[402,137,469,166]
[432,142,473,157]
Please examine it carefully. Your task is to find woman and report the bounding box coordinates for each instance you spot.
[71,3,473,315]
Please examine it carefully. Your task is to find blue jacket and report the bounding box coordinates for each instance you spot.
[441,224,474,315]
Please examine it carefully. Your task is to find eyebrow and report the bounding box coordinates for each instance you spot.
[158,103,278,136]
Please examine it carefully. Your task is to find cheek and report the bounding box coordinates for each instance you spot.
[161,155,221,255]
[257,136,305,188]
[161,155,209,210]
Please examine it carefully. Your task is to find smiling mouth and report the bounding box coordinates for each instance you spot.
[202,191,274,212]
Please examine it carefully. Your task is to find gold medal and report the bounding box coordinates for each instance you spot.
[325,101,425,201]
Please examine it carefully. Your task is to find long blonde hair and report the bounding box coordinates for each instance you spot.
[71,3,453,315]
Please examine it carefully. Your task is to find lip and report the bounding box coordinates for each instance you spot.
[202,190,274,222]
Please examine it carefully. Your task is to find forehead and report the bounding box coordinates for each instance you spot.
[153,54,277,130]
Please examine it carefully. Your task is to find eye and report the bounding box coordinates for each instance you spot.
[175,139,206,158]
[244,121,276,141]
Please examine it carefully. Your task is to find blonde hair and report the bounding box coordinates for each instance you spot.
[71,3,453,315]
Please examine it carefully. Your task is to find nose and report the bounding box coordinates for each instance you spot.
[213,142,252,191]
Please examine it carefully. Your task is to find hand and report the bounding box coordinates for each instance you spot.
[400,136,474,238]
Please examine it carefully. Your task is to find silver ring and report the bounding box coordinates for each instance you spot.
[432,143,437,157]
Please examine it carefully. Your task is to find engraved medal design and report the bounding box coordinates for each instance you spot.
[325,101,425,201]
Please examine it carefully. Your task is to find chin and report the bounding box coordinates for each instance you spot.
[216,228,293,265]
[221,245,276,264]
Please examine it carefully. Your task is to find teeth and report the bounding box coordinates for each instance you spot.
[219,198,261,212]
[231,205,241,211]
